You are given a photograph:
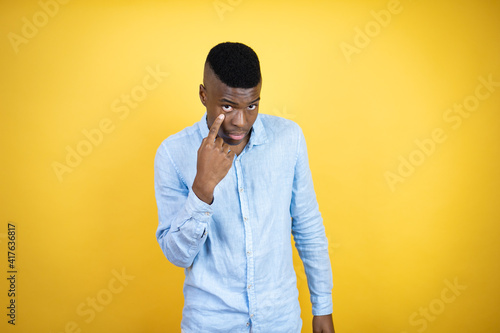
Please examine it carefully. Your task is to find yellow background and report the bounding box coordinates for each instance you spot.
[1,0,499,332]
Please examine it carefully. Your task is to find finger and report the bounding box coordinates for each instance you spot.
[222,144,231,154]
[214,137,224,148]
[208,114,224,141]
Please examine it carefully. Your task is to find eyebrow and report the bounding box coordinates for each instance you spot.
[219,97,261,105]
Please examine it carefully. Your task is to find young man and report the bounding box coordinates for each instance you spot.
[154,42,334,333]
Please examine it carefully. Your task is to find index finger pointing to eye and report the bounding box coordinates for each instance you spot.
[208,114,224,140]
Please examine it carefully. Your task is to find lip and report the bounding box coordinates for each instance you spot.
[227,132,246,141]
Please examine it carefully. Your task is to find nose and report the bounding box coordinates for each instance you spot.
[231,110,246,128]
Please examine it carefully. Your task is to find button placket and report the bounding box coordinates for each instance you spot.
[235,154,256,326]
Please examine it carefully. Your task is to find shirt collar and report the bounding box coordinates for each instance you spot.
[197,113,268,148]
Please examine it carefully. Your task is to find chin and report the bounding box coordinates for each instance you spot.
[224,138,242,146]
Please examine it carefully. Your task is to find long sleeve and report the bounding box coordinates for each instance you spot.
[154,142,212,268]
[155,114,332,331]
[290,128,333,316]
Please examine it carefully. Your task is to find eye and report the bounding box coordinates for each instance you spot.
[222,105,233,112]
[248,104,257,111]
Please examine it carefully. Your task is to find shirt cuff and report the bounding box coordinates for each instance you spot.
[185,188,213,222]
[311,295,333,316]
[170,189,213,237]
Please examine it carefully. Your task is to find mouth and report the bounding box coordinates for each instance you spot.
[227,132,246,141]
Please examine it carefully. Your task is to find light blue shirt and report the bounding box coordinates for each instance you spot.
[154,114,333,333]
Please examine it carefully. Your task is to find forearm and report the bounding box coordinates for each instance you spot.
[156,189,212,268]
[296,235,333,315]
[292,199,332,314]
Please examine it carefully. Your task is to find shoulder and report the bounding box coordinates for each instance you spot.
[155,120,203,164]
[159,121,201,150]
[258,113,303,139]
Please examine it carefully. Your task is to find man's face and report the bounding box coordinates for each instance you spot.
[199,64,261,147]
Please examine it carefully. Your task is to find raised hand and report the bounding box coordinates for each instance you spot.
[192,114,235,204]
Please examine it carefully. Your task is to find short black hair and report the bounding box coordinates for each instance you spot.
[206,42,261,88]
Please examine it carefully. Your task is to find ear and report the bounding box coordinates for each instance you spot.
[199,84,207,106]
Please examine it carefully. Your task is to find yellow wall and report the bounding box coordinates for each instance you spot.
[1,0,499,332]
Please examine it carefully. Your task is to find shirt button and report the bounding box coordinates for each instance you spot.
[205,212,210,216]
[244,217,248,221]
[246,323,250,327]
[247,251,251,255]
[250,314,254,318]
[239,187,244,192]
[248,284,252,289]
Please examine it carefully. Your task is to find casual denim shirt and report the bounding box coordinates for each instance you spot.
[154,113,333,333]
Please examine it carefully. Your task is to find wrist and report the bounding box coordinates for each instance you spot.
[192,177,215,204]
